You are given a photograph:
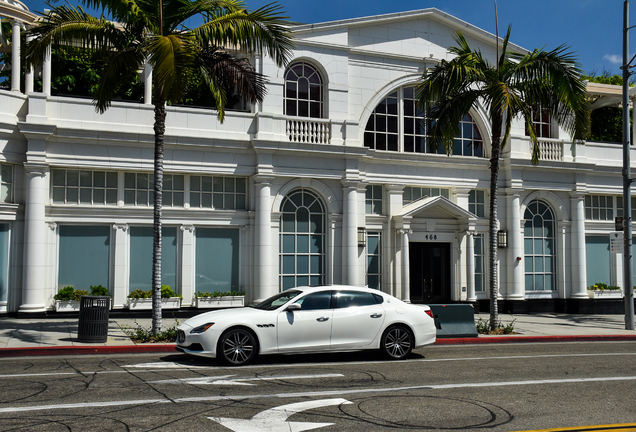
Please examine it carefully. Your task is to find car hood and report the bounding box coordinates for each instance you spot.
[180,307,266,328]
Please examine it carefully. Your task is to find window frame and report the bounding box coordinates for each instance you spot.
[52,168,118,206]
[284,61,324,119]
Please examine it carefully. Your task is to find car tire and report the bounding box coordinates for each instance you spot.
[217,327,258,366]
[380,325,413,360]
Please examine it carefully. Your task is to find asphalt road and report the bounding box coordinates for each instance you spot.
[0,342,635,431]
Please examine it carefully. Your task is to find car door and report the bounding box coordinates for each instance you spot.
[330,290,386,349]
[276,290,333,352]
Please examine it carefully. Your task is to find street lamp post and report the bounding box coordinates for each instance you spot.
[622,0,635,331]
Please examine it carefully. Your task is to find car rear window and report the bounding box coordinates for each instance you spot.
[334,291,378,308]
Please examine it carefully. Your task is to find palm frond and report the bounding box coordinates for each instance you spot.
[93,47,145,112]
[192,3,293,67]
[148,33,197,101]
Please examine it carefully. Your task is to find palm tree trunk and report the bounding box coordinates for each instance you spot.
[489,113,502,331]
[151,90,166,336]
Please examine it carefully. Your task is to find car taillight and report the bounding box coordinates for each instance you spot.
[425,310,434,318]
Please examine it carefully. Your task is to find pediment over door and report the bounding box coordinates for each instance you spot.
[393,195,478,228]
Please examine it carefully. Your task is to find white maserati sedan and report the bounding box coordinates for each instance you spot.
[176,285,437,365]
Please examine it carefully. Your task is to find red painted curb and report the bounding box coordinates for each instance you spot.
[0,344,177,358]
[435,334,636,345]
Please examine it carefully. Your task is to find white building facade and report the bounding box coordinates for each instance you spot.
[0,7,634,314]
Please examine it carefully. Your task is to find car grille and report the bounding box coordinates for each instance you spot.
[177,329,185,343]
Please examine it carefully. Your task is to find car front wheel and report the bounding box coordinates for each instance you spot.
[218,328,258,366]
[380,325,413,360]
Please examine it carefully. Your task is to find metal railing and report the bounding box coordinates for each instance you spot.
[286,117,331,144]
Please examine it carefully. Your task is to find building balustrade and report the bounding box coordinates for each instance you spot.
[286,117,331,144]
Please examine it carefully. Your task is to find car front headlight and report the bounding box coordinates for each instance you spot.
[190,322,215,334]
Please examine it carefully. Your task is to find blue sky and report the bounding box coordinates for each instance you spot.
[22,0,628,76]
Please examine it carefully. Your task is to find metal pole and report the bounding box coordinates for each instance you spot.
[623,0,635,330]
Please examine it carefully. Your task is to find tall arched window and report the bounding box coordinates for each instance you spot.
[279,189,326,290]
[364,86,483,155]
[284,62,323,118]
[524,199,556,291]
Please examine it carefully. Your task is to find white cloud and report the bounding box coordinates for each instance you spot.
[603,54,623,65]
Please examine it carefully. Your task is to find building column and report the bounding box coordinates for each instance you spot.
[466,230,476,302]
[180,225,195,306]
[25,36,34,94]
[42,45,52,96]
[254,176,274,300]
[341,181,359,286]
[20,164,49,313]
[570,193,589,298]
[11,20,21,92]
[400,229,412,303]
[112,224,129,308]
[507,191,525,299]
[144,60,153,105]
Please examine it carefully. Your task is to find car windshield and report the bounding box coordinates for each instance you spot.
[250,290,302,311]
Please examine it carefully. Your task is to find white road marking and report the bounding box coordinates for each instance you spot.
[209,398,352,432]
[0,375,635,413]
[122,361,211,368]
[149,373,344,386]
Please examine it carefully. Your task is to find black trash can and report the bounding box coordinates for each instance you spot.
[77,296,110,343]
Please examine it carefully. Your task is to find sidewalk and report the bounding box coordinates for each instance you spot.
[0,314,635,357]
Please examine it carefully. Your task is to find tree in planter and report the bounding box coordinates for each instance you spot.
[417,28,589,330]
[26,0,293,334]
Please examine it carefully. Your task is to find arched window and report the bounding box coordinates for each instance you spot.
[279,189,326,290]
[364,86,483,155]
[284,62,323,118]
[524,199,556,291]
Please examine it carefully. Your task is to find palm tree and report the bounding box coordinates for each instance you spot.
[25,0,293,334]
[417,27,589,330]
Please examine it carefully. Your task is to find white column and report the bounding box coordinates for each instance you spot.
[112,224,129,308]
[400,229,411,303]
[25,36,34,94]
[180,225,195,306]
[570,193,588,298]
[466,231,476,302]
[254,176,273,300]
[42,45,52,96]
[144,61,153,104]
[507,192,524,299]
[20,164,49,313]
[11,20,21,92]
[341,181,358,286]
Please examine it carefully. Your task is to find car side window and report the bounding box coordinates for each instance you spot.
[296,291,332,311]
[335,291,377,308]
[372,293,384,304]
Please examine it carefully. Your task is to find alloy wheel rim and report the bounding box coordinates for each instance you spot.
[385,328,411,358]
[223,331,254,364]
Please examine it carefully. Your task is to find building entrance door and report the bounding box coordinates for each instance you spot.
[409,242,451,304]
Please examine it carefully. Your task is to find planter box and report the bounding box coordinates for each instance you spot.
[127,297,181,310]
[55,300,81,312]
[587,290,623,299]
[195,296,245,308]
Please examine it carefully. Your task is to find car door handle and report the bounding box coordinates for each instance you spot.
[370,313,383,318]
[316,317,329,322]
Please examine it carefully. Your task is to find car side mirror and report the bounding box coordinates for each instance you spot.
[286,303,301,312]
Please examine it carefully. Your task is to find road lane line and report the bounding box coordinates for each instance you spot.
[1,375,635,414]
[516,423,636,432]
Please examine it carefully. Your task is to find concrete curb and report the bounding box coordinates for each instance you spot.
[435,334,636,345]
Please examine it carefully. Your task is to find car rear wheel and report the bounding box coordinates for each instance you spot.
[218,328,258,366]
[380,325,413,360]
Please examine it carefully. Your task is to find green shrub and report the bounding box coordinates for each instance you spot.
[90,285,110,296]
[119,318,180,343]
[195,290,245,298]
[128,289,152,299]
[54,286,88,301]
[475,315,517,335]
[588,282,621,291]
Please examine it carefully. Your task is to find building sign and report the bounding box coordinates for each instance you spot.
[610,231,624,254]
